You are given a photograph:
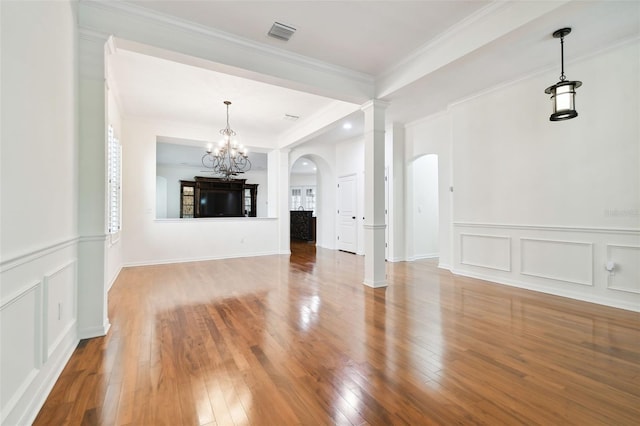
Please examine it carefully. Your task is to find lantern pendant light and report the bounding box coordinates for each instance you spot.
[544,28,582,121]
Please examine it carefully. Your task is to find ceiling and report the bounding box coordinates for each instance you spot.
[108,0,640,154]
[126,0,490,76]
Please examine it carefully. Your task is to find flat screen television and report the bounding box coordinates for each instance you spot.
[199,190,243,217]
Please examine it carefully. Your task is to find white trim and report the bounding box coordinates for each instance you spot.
[378,1,508,80]
[438,262,452,271]
[520,238,594,287]
[78,323,111,340]
[43,260,78,361]
[363,224,387,230]
[454,222,639,235]
[0,280,42,309]
[363,278,387,288]
[107,265,123,291]
[0,237,79,273]
[0,369,39,425]
[405,109,450,130]
[460,233,512,272]
[153,217,279,223]
[408,253,439,261]
[448,34,640,110]
[17,327,78,426]
[78,234,109,243]
[123,249,282,268]
[83,0,374,85]
[451,267,639,313]
[606,244,640,294]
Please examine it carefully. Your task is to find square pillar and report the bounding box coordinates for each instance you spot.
[361,100,389,287]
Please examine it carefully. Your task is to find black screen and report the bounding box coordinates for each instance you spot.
[200,190,242,217]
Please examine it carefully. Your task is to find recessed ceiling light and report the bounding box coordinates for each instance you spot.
[343,122,352,130]
[302,161,308,166]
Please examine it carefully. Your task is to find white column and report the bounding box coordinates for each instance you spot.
[77,29,110,338]
[387,122,406,262]
[361,100,389,287]
[268,148,291,254]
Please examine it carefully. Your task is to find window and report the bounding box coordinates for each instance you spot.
[108,125,122,234]
[290,186,316,215]
[304,187,316,212]
[291,188,302,210]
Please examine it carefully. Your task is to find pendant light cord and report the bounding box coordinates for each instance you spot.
[559,35,566,82]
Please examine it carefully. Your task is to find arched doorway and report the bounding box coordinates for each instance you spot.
[290,157,318,248]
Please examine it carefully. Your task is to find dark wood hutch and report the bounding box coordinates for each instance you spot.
[180,177,258,218]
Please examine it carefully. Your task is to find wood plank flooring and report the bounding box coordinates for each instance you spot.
[34,242,640,425]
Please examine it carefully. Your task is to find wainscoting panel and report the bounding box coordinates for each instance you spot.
[0,282,41,424]
[460,233,511,272]
[0,239,79,425]
[606,244,640,294]
[521,238,593,286]
[44,260,77,360]
[453,223,640,312]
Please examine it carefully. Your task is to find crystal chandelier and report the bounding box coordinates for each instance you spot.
[202,101,251,179]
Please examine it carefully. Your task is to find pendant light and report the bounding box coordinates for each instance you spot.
[544,28,582,121]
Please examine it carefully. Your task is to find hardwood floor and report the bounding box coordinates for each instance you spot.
[35,242,640,425]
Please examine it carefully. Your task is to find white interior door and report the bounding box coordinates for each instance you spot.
[337,174,357,253]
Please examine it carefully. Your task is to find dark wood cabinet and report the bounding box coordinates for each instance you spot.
[290,210,316,241]
[180,177,257,218]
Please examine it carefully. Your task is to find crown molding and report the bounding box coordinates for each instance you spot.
[80,0,374,86]
[378,1,508,81]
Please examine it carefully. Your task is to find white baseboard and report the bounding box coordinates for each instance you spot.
[107,265,122,291]
[452,267,640,313]
[5,326,78,426]
[438,262,452,271]
[78,322,111,340]
[123,250,282,268]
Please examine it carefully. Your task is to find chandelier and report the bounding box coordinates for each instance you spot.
[202,101,251,179]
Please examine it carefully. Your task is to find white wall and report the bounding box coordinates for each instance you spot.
[156,164,268,218]
[122,117,281,266]
[410,154,439,259]
[0,1,81,424]
[445,40,639,311]
[405,112,452,268]
[290,173,317,188]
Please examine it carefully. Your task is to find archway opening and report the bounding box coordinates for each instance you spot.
[290,156,318,251]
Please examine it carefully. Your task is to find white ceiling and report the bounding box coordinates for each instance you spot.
[108,0,640,154]
[108,48,357,149]
[126,0,490,76]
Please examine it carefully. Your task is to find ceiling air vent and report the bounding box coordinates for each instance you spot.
[268,22,296,41]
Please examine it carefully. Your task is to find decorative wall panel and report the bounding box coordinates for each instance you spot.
[521,238,593,286]
[44,260,77,359]
[0,282,41,422]
[460,233,511,271]
[606,245,640,294]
